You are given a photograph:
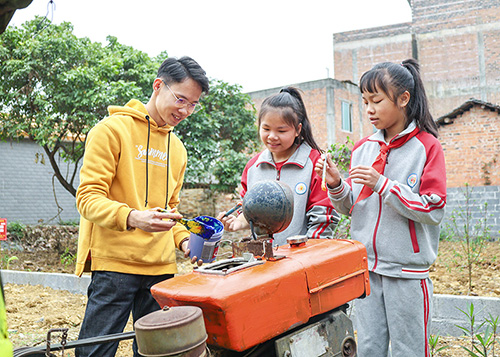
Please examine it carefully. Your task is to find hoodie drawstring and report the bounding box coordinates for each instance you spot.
[164,132,171,210]
[144,115,151,207]
[144,115,171,210]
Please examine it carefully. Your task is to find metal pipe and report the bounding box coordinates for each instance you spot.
[13,331,136,357]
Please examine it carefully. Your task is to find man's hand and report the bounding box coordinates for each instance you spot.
[181,239,203,266]
[126,207,183,232]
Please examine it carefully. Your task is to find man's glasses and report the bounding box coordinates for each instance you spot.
[162,80,202,114]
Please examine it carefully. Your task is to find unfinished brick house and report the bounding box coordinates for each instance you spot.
[333,0,500,119]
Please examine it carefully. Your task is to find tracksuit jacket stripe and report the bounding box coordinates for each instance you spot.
[390,186,446,212]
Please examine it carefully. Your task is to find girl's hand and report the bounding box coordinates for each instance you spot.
[349,165,380,189]
[217,211,236,232]
[216,211,248,232]
[314,153,342,189]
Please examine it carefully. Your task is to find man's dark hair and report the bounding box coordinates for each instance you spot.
[158,56,209,94]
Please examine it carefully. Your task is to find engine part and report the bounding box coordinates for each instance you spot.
[134,305,207,357]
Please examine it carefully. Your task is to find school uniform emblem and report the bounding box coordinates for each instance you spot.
[407,173,418,188]
[295,182,307,195]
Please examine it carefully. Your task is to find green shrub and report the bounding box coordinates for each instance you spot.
[6,221,26,240]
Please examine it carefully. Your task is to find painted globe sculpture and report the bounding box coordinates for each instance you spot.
[242,180,294,236]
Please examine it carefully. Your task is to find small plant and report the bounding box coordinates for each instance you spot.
[474,326,495,357]
[439,226,453,241]
[327,136,354,174]
[485,314,499,356]
[58,219,79,227]
[328,137,354,239]
[429,333,449,356]
[446,184,491,293]
[456,303,499,356]
[457,303,483,354]
[60,248,76,267]
[333,214,351,239]
[0,251,18,269]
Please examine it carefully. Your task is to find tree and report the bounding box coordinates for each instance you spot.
[0,18,259,197]
[177,79,260,191]
[0,18,161,196]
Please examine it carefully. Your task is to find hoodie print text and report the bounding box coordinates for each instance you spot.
[135,145,168,167]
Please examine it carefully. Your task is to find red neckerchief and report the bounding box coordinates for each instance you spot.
[350,127,420,213]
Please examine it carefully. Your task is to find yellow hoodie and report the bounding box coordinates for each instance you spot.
[75,99,189,277]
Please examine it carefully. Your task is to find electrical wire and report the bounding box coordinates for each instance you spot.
[33,0,55,37]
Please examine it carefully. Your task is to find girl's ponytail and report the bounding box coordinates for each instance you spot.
[402,59,439,137]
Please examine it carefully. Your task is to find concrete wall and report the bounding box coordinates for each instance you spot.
[445,186,500,238]
[333,23,413,84]
[348,293,500,337]
[0,139,80,225]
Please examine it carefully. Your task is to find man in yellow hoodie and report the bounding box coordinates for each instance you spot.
[75,56,209,357]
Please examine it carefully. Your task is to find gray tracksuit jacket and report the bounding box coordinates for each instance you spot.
[241,143,340,246]
[328,122,447,279]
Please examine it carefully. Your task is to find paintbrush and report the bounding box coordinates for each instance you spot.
[223,202,242,217]
[160,209,214,238]
[321,153,328,191]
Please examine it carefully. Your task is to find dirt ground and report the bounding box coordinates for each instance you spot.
[3,240,500,356]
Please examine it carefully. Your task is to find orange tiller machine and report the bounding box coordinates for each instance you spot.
[151,181,370,357]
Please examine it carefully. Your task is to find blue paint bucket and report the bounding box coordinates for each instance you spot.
[188,216,224,263]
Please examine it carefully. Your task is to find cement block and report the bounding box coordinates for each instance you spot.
[1,270,90,295]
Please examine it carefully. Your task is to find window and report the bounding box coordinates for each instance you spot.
[341,101,352,132]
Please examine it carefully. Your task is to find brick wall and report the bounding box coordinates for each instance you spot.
[333,23,413,83]
[438,105,500,188]
[411,0,500,32]
[248,82,332,148]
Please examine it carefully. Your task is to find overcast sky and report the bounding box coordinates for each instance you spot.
[10,0,412,92]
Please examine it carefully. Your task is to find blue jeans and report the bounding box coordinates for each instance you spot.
[75,271,173,357]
